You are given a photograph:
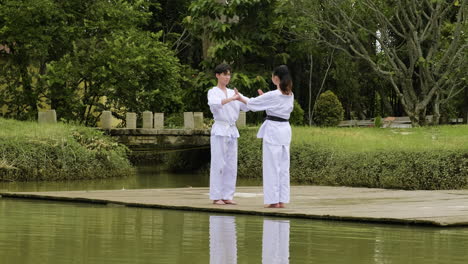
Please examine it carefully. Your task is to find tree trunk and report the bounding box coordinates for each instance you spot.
[308,54,313,126]
[19,63,37,120]
[202,30,211,60]
[463,87,468,124]
[311,49,334,124]
[377,90,393,116]
[432,93,441,125]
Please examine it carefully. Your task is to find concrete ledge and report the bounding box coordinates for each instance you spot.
[3,186,468,227]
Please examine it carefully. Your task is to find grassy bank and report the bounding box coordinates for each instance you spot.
[0,118,134,181]
[238,126,468,190]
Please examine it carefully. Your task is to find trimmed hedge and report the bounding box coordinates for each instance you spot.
[0,118,134,181]
[238,127,468,190]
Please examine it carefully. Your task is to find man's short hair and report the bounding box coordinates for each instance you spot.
[214,63,231,75]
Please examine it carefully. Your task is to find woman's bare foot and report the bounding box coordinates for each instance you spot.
[222,200,237,205]
[278,202,286,208]
[213,200,226,205]
[264,203,280,208]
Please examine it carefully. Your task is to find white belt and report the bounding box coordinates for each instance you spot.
[215,120,237,127]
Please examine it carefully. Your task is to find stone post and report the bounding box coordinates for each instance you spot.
[142,111,153,129]
[101,111,112,129]
[236,111,246,127]
[154,113,164,129]
[38,112,46,124]
[193,112,204,129]
[38,109,57,124]
[184,112,194,129]
[47,110,57,124]
[126,112,137,129]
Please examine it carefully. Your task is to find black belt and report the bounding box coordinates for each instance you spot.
[265,115,289,122]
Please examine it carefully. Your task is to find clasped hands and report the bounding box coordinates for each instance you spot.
[230,88,264,102]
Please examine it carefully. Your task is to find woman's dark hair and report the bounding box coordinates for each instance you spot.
[273,65,292,95]
[214,63,232,75]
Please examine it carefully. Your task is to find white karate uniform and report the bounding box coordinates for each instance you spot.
[246,89,294,205]
[210,215,237,264]
[208,86,249,201]
[262,219,290,264]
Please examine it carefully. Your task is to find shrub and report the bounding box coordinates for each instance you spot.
[290,100,305,125]
[0,118,134,181]
[374,116,382,128]
[313,90,344,126]
[237,128,263,179]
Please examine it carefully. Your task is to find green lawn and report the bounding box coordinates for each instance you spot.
[292,125,468,152]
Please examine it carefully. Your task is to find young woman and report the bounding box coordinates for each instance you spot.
[244,65,294,208]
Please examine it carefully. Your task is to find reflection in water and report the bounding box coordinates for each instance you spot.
[0,166,208,192]
[263,219,290,264]
[210,216,237,264]
[0,164,261,192]
[0,199,211,264]
[209,216,291,264]
[3,199,468,264]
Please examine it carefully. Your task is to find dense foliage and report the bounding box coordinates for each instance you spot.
[0,0,466,125]
[0,0,183,125]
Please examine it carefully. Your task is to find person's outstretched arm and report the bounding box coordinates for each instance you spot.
[233,88,251,113]
[245,91,274,112]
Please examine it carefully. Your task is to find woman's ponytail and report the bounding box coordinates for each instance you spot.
[273,65,292,95]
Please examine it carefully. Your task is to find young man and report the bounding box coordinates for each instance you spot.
[207,63,248,205]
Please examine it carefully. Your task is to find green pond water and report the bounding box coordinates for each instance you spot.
[1,165,468,263]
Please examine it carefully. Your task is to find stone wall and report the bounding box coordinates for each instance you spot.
[106,128,210,151]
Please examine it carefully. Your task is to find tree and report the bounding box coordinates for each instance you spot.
[46,31,183,126]
[292,0,467,126]
[1,0,184,125]
[142,0,203,68]
[0,0,65,120]
[184,0,288,120]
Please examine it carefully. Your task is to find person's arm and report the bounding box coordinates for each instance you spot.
[233,88,250,112]
[238,95,250,112]
[208,89,223,113]
[221,94,239,105]
[245,91,275,112]
[237,95,248,105]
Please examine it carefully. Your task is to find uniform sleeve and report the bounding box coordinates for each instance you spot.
[246,92,275,112]
[238,93,250,112]
[207,89,222,113]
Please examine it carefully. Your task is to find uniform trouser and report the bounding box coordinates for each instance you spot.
[262,141,290,205]
[210,135,238,200]
[210,216,237,264]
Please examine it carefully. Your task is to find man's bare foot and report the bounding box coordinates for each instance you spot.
[222,200,237,205]
[213,200,226,205]
[279,202,286,208]
[264,203,280,208]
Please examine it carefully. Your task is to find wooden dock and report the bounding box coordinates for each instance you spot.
[3,186,468,226]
